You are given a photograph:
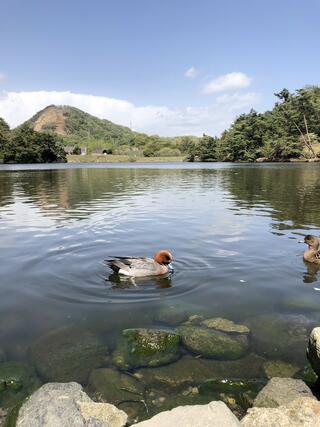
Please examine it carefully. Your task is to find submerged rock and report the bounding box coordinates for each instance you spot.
[132,401,241,427]
[262,360,300,379]
[177,325,248,360]
[253,377,314,408]
[241,397,320,427]
[281,296,320,313]
[87,367,146,424]
[0,362,41,408]
[112,328,180,370]
[16,382,127,427]
[154,304,190,326]
[28,324,107,384]
[137,354,265,391]
[307,327,320,376]
[295,364,318,384]
[244,314,312,363]
[201,318,250,334]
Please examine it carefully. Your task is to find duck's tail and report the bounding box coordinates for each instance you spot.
[105,258,132,275]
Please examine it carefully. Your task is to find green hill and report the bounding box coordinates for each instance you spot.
[22,105,195,156]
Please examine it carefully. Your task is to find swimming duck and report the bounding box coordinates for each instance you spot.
[301,235,320,264]
[105,250,174,278]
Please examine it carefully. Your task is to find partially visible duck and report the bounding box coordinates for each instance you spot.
[105,250,174,278]
[301,235,320,264]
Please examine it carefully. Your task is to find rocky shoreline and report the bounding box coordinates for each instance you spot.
[1,308,320,426]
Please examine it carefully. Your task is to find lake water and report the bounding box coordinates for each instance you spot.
[1,162,320,420]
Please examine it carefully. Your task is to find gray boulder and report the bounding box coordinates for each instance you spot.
[16,382,127,427]
[241,397,320,427]
[132,401,241,426]
[28,324,107,383]
[177,325,248,360]
[307,327,320,376]
[112,328,180,370]
[253,377,314,408]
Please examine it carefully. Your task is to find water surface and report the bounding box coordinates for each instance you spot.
[1,162,320,394]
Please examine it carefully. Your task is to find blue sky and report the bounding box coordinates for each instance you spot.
[1,0,320,136]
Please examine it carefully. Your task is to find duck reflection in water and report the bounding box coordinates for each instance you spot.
[107,272,172,289]
[302,260,320,284]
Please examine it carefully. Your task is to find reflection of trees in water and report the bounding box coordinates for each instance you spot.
[0,172,14,207]
[223,166,320,229]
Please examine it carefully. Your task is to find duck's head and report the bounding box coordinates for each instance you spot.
[304,235,320,249]
[154,250,173,266]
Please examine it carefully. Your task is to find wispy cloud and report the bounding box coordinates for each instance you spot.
[184,67,198,79]
[203,72,251,94]
[0,89,260,136]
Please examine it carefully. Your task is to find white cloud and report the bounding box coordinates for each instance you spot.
[184,67,198,79]
[203,72,251,94]
[0,89,260,136]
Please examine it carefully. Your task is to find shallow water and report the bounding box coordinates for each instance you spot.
[1,162,320,414]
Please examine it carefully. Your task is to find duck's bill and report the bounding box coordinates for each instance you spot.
[168,263,174,273]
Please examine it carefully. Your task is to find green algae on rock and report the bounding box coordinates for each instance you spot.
[177,325,248,360]
[112,328,180,370]
[28,324,107,384]
[201,318,250,334]
[0,362,41,408]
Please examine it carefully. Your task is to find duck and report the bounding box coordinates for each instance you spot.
[105,250,174,278]
[301,235,320,264]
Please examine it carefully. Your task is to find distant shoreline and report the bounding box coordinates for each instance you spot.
[67,154,185,163]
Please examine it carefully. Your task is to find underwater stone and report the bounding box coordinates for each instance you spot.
[177,325,248,360]
[112,328,180,370]
[253,377,315,408]
[201,318,250,334]
[262,360,300,379]
[0,362,41,409]
[137,353,265,391]
[154,304,190,326]
[87,367,145,404]
[244,314,313,363]
[28,324,107,384]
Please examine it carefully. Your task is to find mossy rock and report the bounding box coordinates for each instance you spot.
[87,367,146,424]
[28,324,107,384]
[244,314,312,363]
[0,362,41,408]
[177,325,248,360]
[262,360,300,379]
[201,318,250,334]
[112,328,180,370]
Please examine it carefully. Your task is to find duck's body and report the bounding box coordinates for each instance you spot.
[105,250,173,278]
[302,235,320,264]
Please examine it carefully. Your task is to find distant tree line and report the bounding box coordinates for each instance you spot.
[0,121,66,163]
[183,86,320,162]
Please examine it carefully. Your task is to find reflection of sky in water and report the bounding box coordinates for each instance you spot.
[0,163,320,365]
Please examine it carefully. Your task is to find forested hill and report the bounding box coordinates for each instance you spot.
[185,86,320,162]
[21,105,194,157]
